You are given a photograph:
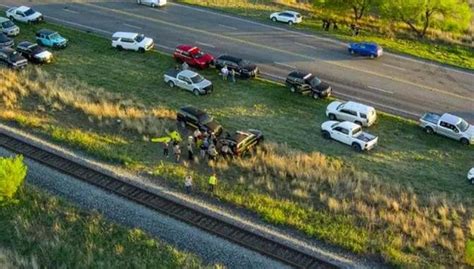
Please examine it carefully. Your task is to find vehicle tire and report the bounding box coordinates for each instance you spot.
[271,17,277,22]
[349,49,355,55]
[322,131,331,140]
[471,178,474,185]
[460,138,470,145]
[151,3,156,8]
[352,143,362,152]
[138,47,145,53]
[328,113,337,120]
[193,89,199,96]
[116,45,123,51]
[370,54,375,59]
[288,21,293,26]
[424,126,434,134]
[312,93,319,100]
[168,81,175,88]
[355,121,363,126]
[290,86,296,93]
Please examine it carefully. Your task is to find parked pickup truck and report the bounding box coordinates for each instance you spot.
[468,168,474,185]
[164,69,213,96]
[420,112,473,145]
[321,121,378,152]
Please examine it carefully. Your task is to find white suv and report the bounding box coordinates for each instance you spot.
[326,101,377,127]
[111,32,154,52]
[270,11,302,25]
[137,0,166,8]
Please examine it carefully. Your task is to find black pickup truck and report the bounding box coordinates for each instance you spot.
[218,129,264,156]
[0,47,27,69]
[177,106,223,136]
[285,71,332,99]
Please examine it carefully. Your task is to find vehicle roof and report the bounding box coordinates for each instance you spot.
[288,71,311,79]
[112,32,139,39]
[440,113,463,125]
[18,41,35,47]
[353,42,379,47]
[338,121,360,130]
[0,47,15,53]
[16,6,32,12]
[37,29,56,35]
[179,70,198,77]
[218,55,241,62]
[234,131,253,143]
[0,17,10,23]
[180,106,207,117]
[280,10,300,15]
[342,101,374,112]
[176,44,200,52]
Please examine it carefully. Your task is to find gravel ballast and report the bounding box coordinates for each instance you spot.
[0,147,289,269]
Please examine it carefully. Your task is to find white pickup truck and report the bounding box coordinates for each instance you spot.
[164,69,213,96]
[468,168,474,184]
[6,6,43,23]
[420,112,474,145]
[321,121,378,152]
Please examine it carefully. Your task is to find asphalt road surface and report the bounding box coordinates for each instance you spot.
[2,0,473,121]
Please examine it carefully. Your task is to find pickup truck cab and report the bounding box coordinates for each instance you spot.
[0,17,19,36]
[137,0,167,7]
[326,101,377,127]
[321,121,378,152]
[285,71,331,99]
[177,106,223,136]
[173,45,214,69]
[164,69,213,96]
[36,29,68,49]
[420,113,474,145]
[6,6,43,23]
[468,168,474,184]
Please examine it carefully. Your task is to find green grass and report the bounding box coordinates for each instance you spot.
[2,21,473,267]
[177,0,474,70]
[0,185,213,268]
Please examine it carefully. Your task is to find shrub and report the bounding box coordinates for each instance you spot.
[0,155,27,203]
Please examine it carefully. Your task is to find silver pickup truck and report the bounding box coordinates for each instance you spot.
[420,112,474,145]
[164,69,213,96]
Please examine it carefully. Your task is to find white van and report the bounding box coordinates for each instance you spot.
[326,101,377,127]
[111,32,154,52]
[137,0,166,7]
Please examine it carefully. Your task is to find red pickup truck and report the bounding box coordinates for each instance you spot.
[173,45,214,69]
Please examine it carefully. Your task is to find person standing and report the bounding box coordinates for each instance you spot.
[193,129,202,143]
[208,144,218,161]
[184,174,193,194]
[221,65,229,80]
[173,142,181,163]
[200,139,208,159]
[163,141,169,158]
[187,142,194,161]
[208,173,217,193]
[230,69,236,83]
[182,61,189,70]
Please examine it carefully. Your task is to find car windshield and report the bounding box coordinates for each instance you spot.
[192,51,205,58]
[24,8,35,16]
[2,21,14,28]
[49,33,60,39]
[308,76,321,87]
[457,119,470,132]
[135,34,145,42]
[238,59,250,66]
[199,114,213,124]
[190,74,204,83]
[352,127,362,136]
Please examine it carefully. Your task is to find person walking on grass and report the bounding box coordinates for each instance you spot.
[173,142,181,163]
[163,141,169,158]
[221,65,229,80]
[184,174,193,194]
[187,142,194,161]
[208,173,217,194]
[230,69,236,83]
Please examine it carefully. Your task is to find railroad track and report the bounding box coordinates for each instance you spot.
[0,132,337,269]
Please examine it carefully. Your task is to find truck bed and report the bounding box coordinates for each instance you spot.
[164,69,180,78]
[420,112,441,124]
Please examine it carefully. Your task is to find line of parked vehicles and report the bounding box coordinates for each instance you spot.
[2,5,472,182]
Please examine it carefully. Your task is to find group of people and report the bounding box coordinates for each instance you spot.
[184,172,218,195]
[220,65,236,83]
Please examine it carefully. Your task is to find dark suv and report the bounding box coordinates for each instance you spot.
[177,106,223,136]
[285,71,332,99]
[214,55,258,78]
[218,129,264,156]
[0,47,27,69]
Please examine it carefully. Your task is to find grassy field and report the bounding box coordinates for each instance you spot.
[177,0,474,70]
[1,22,473,267]
[0,185,213,268]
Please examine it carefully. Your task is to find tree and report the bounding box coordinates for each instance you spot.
[318,0,377,22]
[0,155,27,203]
[380,0,472,38]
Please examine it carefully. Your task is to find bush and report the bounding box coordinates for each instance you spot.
[0,155,27,203]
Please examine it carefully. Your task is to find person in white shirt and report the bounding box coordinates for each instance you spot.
[221,65,229,80]
[184,175,193,194]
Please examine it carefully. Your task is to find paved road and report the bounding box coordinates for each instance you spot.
[2,0,473,121]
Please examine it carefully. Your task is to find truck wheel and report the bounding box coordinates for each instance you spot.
[168,81,175,88]
[193,89,199,96]
[322,131,331,139]
[460,138,470,145]
[138,47,145,53]
[349,49,355,55]
[352,143,362,152]
[290,86,296,93]
[271,17,277,22]
[116,45,123,51]
[424,127,434,134]
[471,178,474,185]
[328,114,337,120]
[288,21,293,26]
[370,54,375,59]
